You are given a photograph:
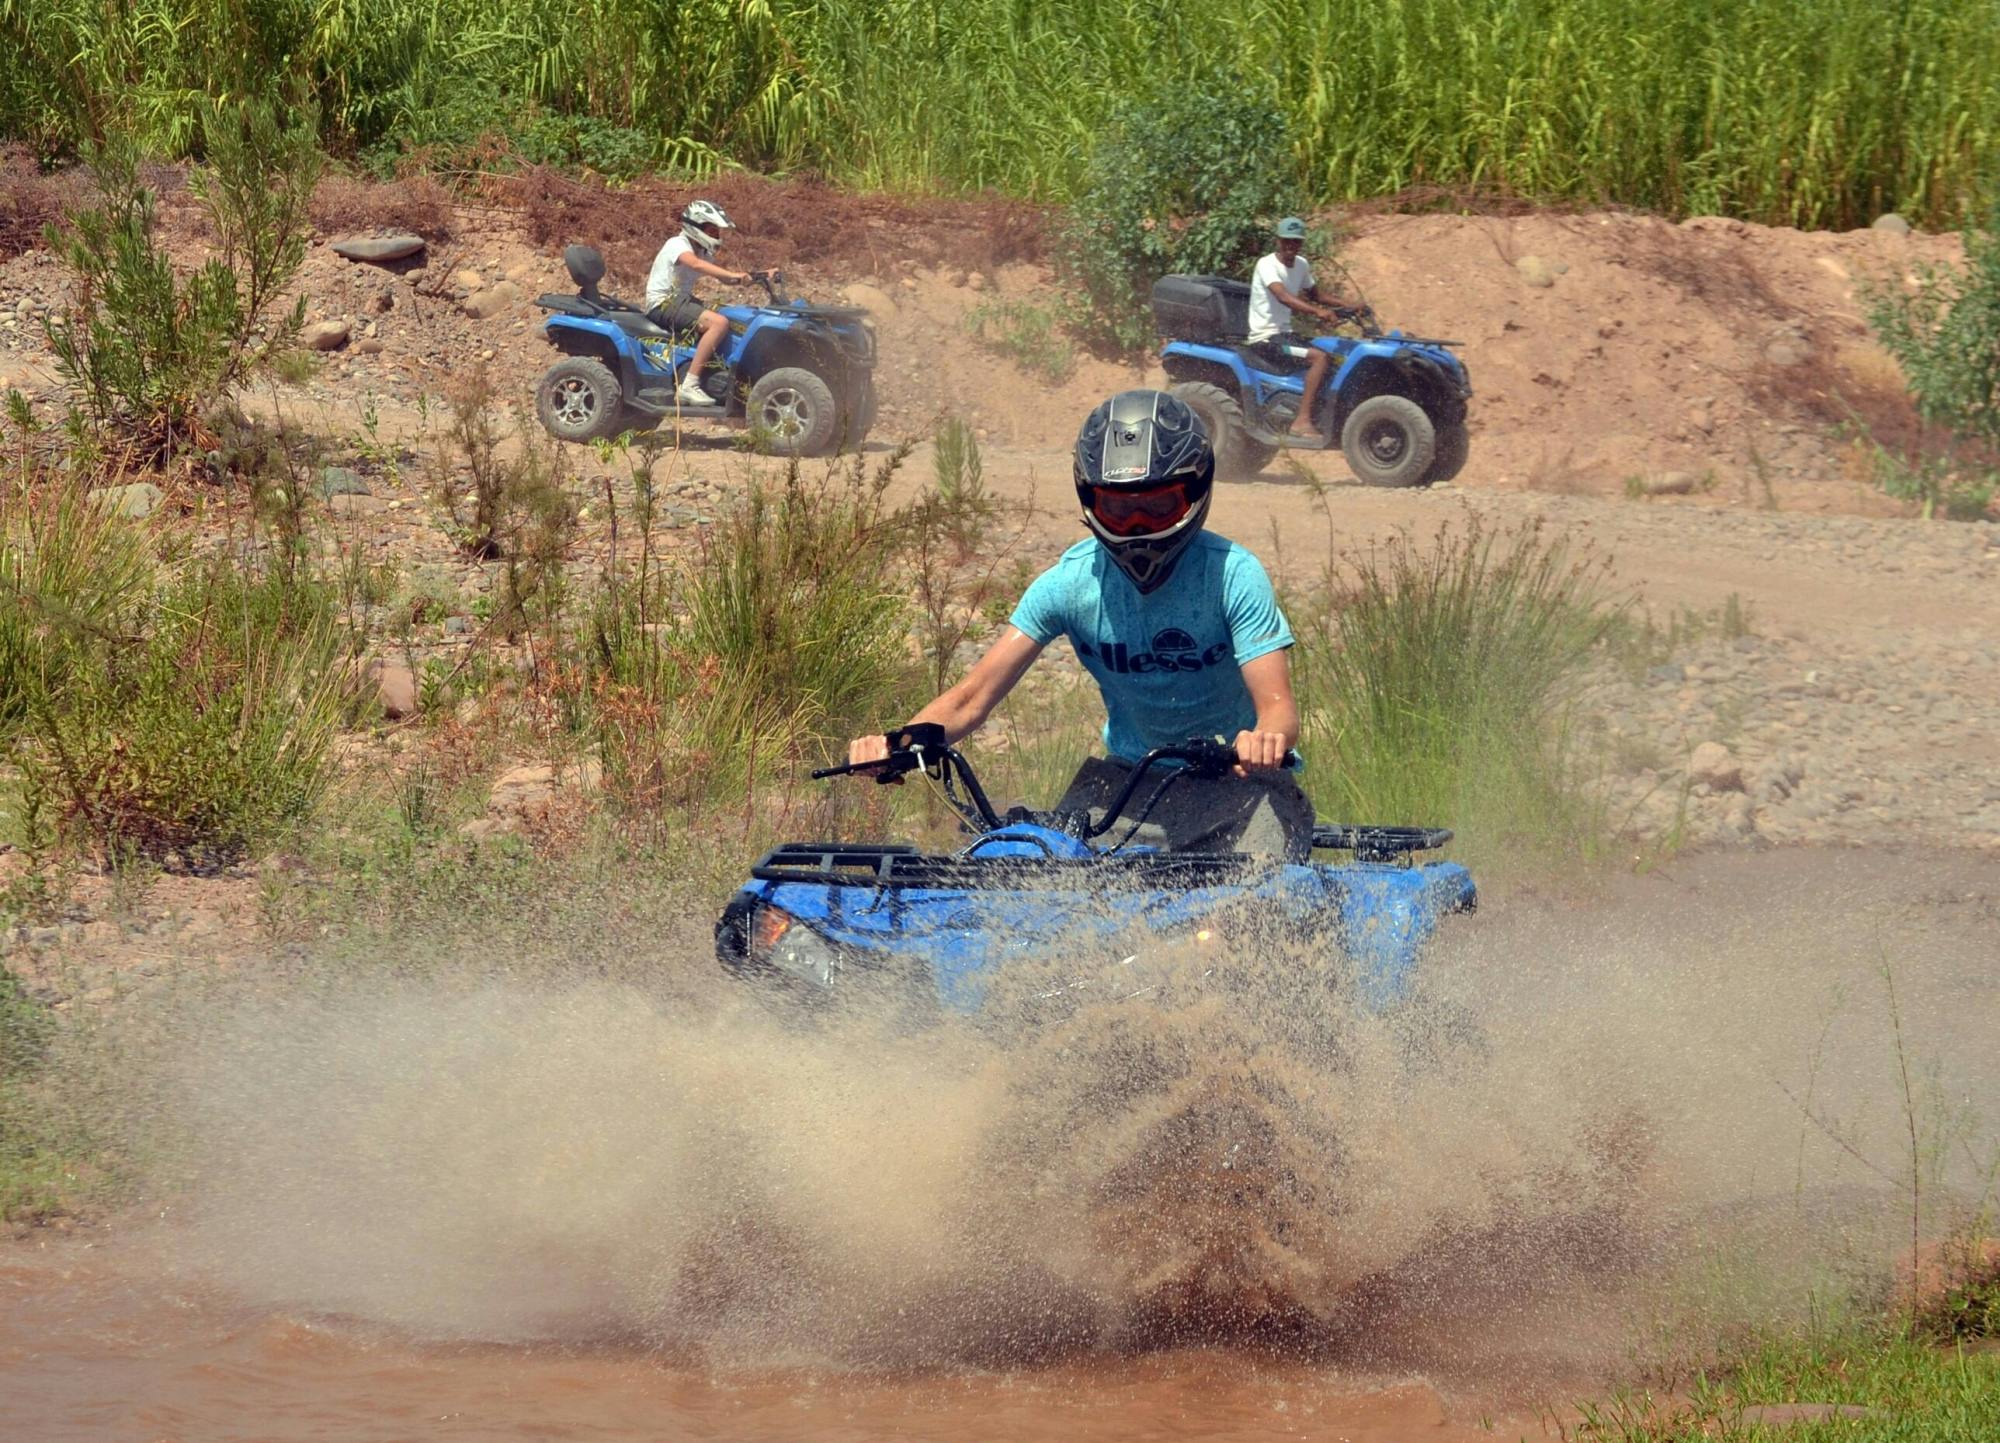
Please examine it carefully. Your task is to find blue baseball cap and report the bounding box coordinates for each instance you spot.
[1275,216,1307,239]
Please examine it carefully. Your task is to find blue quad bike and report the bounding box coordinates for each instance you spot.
[1151,274,1472,485]
[714,724,1476,1021]
[532,244,877,456]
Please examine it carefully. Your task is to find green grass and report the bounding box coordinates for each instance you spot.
[1289,516,1622,877]
[4,0,1995,228]
[966,299,1075,384]
[1575,1330,2000,1441]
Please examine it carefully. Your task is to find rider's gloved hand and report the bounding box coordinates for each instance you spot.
[1232,729,1290,775]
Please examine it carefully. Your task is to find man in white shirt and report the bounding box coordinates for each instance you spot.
[1247,217,1356,439]
[645,199,756,408]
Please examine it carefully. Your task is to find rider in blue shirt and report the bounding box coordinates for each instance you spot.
[846,388,1311,858]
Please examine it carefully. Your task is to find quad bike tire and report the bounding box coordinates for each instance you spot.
[536,356,626,444]
[1340,393,1437,488]
[1169,381,1278,480]
[747,366,841,457]
[1425,421,1470,484]
[838,377,878,453]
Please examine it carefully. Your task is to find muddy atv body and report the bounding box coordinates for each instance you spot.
[533,244,877,456]
[714,727,1475,1016]
[1153,275,1471,485]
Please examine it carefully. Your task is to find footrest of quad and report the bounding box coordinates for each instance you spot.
[633,388,728,418]
[1273,434,1333,451]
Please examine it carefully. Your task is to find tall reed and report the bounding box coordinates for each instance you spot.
[4,0,1993,227]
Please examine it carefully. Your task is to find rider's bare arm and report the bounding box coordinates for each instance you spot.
[847,627,1045,766]
[1233,649,1300,772]
[1266,279,1341,325]
[680,251,752,285]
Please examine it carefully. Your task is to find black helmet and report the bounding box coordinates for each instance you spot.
[1073,389,1215,594]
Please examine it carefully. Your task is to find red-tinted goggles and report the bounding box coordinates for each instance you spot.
[1087,482,1191,537]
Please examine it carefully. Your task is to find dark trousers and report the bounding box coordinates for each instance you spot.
[1055,756,1315,862]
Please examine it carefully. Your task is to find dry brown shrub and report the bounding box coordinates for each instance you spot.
[497,165,1047,283]
[308,172,455,241]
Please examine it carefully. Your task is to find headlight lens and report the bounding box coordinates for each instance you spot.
[751,905,840,988]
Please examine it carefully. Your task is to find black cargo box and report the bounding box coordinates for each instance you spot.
[1151,274,1251,341]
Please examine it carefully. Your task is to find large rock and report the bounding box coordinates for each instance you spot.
[317,466,370,500]
[90,482,163,519]
[1515,255,1559,288]
[483,758,604,828]
[301,319,350,351]
[839,282,898,319]
[1689,741,1745,792]
[329,233,427,263]
[463,282,526,319]
[370,661,417,720]
[1641,471,1698,497]
[1870,213,1912,235]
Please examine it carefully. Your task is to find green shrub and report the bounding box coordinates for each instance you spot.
[20,560,355,869]
[0,450,158,743]
[1058,81,1306,348]
[1291,517,1621,875]
[965,299,1075,383]
[580,452,918,810]
[42,96,320,457]
[1865,196,2000,520]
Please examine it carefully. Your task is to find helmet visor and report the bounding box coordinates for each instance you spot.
[1088,481,1191,537]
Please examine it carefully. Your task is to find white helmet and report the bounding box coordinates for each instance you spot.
[681,199,734,256]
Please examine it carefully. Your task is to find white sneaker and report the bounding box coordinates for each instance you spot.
[675,377,711,407]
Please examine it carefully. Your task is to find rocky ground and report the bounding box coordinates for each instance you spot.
[1,171,1995,1003]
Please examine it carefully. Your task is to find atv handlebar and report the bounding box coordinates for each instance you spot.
[817,729,1300,842]
[816,730,1451,860]
[741,268,784,303]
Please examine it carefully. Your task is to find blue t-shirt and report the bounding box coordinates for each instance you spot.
[1009,533,1294,762]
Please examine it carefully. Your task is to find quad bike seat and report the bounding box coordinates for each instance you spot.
[1236,339,1314,374]
[604,310,675,340]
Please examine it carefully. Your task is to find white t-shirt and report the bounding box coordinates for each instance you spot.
[645,235,705,310]
[1247,253,1314,341]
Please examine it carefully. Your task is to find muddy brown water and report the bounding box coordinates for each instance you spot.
[5,847,1995,1439]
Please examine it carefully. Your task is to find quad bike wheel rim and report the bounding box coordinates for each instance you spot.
[757,385,814,439]
[552,375,600,428]
[1360,417,1411,465]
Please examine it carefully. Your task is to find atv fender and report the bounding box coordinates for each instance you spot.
[544,316,648,404]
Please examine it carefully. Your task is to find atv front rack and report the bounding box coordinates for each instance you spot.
[1311,825,1453,863]
[750,842,1260,890]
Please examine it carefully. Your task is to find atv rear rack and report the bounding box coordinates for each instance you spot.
[751,842,1260,889]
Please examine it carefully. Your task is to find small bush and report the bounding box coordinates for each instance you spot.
[1060,82,1306,349]
[43,98,320,458]
[19,560,355,870]
[1291,516,1621,875]
[578,452,919,812]
[966,298,1075,383]
[431,366,581,638]
[1864,194,2000,519]
[0,428,157,742]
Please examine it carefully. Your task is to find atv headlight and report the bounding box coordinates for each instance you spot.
[751,905,840,988]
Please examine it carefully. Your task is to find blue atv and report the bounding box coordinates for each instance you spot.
[532,244,877,456]
[1151,275,1471,485]
[714,725,1475,1019]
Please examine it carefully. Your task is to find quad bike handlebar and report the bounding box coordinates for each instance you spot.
[815,727,1304,844]
[815,727,1451,860]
